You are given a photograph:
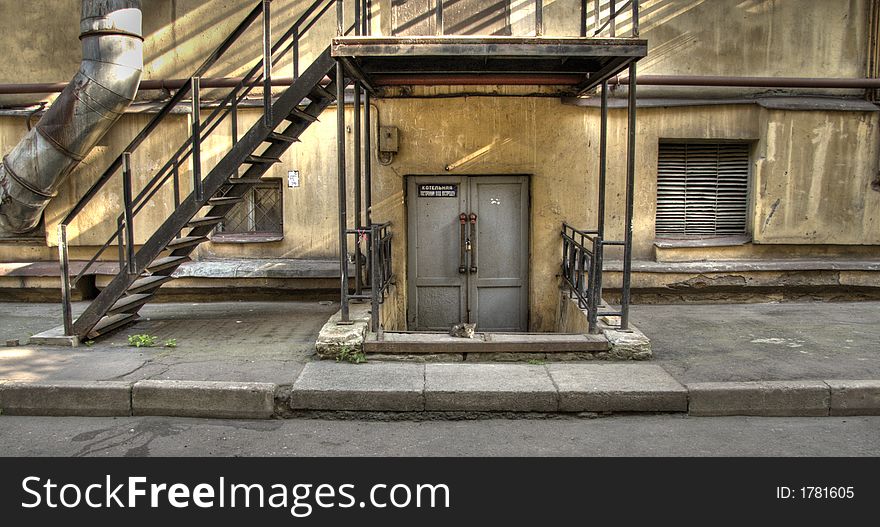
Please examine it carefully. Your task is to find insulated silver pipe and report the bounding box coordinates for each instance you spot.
[0,0,143,234]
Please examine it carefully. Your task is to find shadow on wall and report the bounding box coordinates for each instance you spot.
[142,0,333,83]
[389,0,705,37]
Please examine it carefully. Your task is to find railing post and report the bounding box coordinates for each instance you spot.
[370,224,380,333]
[337,61,350,323]
[594,237,604,325]
[364,91,373,286]
[231,87,239,145]
[632,0,640,37]
[598,81,608,239]
[190,76,203,202]
[262,0,273,127]
[355,0,361,35]
[580,0,587,37]
[58,224,73,336]
[292,26,300,80]
[435,0,443,35]
[535,0,543,36]
[337,0,344,36]
[610,0,616,37]
[568,234,577,300]
[594,0,600,33]
[117,217,125,272]
[384,227,392,285]
[587,236,599,334]
[364,0,371,35]
[172,157,181,239]
[621,62,637,330]
[122,152,136,275]
[354,82,363,295]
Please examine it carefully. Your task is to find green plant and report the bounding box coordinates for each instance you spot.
[128,334,157,348]
[336,346,367,364]
[84,340,95,347]
[527,358,545,365]
[163,338,178,348]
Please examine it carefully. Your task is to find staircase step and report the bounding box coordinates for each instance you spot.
[207,196,244,206]
[225,178,264,185]
[88,313,139,339]
[108,293,154,316]
[166,235,209,251]
[287,108,318,123]
[244,154,282,165]
[310,84,334,101]
[265,132,300,144]
[146,255,191,274]
[128,275,174,294]
[187,216,224,228]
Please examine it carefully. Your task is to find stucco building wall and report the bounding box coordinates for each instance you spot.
[0,0,877,330]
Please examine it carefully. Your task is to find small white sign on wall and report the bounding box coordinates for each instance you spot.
[288,170,300,188]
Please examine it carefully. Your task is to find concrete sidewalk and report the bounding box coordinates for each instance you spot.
[0,300,878,418]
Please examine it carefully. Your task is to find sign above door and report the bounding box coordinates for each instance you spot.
[418,184,458,198]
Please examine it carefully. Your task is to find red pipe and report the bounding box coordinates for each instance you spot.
[0,76,322,95]
[3,74,880,94]
[610,75,880,88]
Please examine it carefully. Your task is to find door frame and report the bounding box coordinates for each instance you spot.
[405,174,531,331]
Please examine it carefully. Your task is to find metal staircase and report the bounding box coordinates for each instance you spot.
[57,0,347,339]
[77,53,341,339]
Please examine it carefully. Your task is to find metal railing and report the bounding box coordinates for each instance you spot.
[57,0,338,335]
[587,0,640,38]
[426,0,639,38]
[561,223,630,333]
[346,222,394,335]
[561,223,603,333]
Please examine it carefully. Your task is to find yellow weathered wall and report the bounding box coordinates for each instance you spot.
[0,0,877,329]
[753,109,880,244]
[0,0,341,106]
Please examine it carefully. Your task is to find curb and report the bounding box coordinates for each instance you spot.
[687,381,830,417]
[0,381,130,416]
[132,380,276,419]
[0,380,278,419]
[1,376,879,418]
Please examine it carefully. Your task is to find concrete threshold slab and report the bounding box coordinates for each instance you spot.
[364,332,609,354]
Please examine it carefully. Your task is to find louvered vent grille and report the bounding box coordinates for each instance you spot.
[655,142,750,237]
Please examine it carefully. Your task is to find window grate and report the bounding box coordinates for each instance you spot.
[655,142,750,237]
[216,182,283,235]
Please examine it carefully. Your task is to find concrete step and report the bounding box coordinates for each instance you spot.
[289,362,687,413]
[363,332,610,354]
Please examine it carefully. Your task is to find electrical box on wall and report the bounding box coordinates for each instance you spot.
[379,126,399,153]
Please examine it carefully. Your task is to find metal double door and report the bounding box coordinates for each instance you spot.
[407,175,529,332]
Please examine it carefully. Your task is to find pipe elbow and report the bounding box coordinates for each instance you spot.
[0,0,143,237]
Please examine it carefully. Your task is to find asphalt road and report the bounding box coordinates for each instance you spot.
[1,415,877,457]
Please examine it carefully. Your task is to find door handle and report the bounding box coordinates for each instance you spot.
[458,213,467,274]
[469,213,477,274]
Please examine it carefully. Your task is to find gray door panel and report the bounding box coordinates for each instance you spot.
[407,176,468,330]
[408,175,528,332]
[469,177,529,332]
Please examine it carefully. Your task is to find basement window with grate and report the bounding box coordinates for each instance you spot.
[213,180,283,242]
[655,141,751,239]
